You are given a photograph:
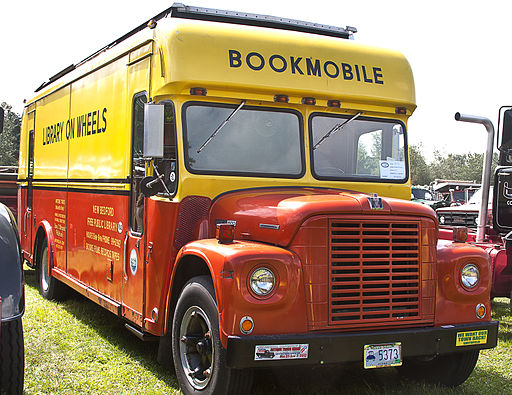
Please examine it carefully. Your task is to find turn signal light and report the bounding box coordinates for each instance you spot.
[476,303,486,319]
[395,107,407,115]
[327,100,341,108]
[240,316,254,334]
[452,226,468,243]
[274,95,289,103]
[216,223,235,244]
[190,87,207,96]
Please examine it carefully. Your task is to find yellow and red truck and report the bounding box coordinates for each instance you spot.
[18,4,497,393]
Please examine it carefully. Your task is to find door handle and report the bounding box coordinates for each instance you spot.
[123,231,129,281]
[23,210,29,237]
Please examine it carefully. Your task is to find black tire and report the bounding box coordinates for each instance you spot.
[0,317,24,395]
[172,275,253,395]
[400,350,480,387]
[36,239,68,300]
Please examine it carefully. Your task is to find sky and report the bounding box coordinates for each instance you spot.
[1,0,510,161]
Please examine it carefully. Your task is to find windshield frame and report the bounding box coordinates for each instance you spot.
[308,112,409,184]
[182,101,306,179]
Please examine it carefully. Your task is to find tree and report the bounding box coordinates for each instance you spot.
[409,143,432,185]
[0,102,21,166]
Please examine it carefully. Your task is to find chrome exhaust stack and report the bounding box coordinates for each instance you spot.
[454,112,495,243]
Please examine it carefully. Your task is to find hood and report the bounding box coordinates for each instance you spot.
[209,187,437,246]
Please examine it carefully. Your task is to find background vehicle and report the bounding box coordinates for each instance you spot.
[0,202,24,393]
[437,187,494,231]
[438,112,511,310]
[432,179,480,206]
[0,166,18,218]
[17,4,497,393]
[411,186,447,210]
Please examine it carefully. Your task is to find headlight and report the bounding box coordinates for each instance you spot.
[249,267,275,297]
[439,216,445,224]
[461,264,480,289]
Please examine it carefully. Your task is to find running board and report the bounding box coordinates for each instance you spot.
[124,323,159,342]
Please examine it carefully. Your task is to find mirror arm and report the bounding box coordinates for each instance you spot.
[148,159,172,196]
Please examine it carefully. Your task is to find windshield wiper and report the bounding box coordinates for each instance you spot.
[197,101,246,153]
[312,112,362,150]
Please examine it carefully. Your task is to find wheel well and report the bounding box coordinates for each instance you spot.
[32,227,47,268]
[169,255,212,323]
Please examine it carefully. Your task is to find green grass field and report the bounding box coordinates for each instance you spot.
[22,267,511,394]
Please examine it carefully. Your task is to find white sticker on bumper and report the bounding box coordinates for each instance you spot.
[254,344,309,361]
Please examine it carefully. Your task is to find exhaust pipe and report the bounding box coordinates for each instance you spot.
[454,112,494,243]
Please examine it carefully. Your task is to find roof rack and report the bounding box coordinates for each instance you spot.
[34,3,356,93]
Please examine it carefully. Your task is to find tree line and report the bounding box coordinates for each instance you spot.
[0,102,21,166]
[409,143,498,186]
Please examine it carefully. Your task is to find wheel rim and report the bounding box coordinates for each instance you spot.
[179,305,214,390]
[41,246,50,292]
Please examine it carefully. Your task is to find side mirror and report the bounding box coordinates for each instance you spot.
[143,103,164,158]
[498,108,512,165]
[0,107,4,134]
[493,167,512,233]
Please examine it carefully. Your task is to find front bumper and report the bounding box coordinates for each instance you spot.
[226,321,498,369]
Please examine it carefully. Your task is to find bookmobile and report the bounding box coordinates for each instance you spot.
[18,4,497,393]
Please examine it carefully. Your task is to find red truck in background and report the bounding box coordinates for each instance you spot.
[0,166,18,218]
[438,111,512,311]
[0,108,18,218]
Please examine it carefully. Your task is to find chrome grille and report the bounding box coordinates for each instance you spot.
[329,219,421,325]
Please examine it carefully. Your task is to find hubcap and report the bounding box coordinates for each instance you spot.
[179,306,214,390]
[41,246,50,292]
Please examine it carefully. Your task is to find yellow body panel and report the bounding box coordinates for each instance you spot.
[19,17,416,201]
[68,57,129,180]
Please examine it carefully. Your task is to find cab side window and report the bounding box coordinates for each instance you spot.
[130,93,147,234]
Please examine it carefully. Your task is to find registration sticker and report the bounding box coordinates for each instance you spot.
[456,330,488,346]
[363,343,402,369]
[254,344,309,361]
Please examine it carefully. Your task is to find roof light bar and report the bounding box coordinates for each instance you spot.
[171,3,354,40]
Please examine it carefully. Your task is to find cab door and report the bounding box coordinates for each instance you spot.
[122,49,151,327]
[21,109,35,260]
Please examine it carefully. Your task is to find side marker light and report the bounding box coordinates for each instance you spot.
[190,87,207,96]
[274,95,289,103]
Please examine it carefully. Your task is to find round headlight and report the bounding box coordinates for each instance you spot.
[249,267,275,297]
[461,264,480,289]
[439,216,445,224]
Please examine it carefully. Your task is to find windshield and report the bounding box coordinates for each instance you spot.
[468,187,493,205]
[183,103,303,177]
[310,114,407,182]
[412,188,433,200]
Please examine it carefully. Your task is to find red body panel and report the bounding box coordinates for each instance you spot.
[19,184,497,343]
[439,226,512,298]
[435,240,492,323]
[209,188,437,247]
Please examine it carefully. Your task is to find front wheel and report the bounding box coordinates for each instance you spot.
[171,276,253,395]
[36,239,68,300]
[399,350,479,387]
[0,317,24,394]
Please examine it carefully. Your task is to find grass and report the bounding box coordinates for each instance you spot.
[22,267,512,394]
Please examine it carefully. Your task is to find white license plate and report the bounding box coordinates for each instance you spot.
[363,343,402,369]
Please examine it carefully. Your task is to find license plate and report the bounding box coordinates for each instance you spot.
[363,343,402,369]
